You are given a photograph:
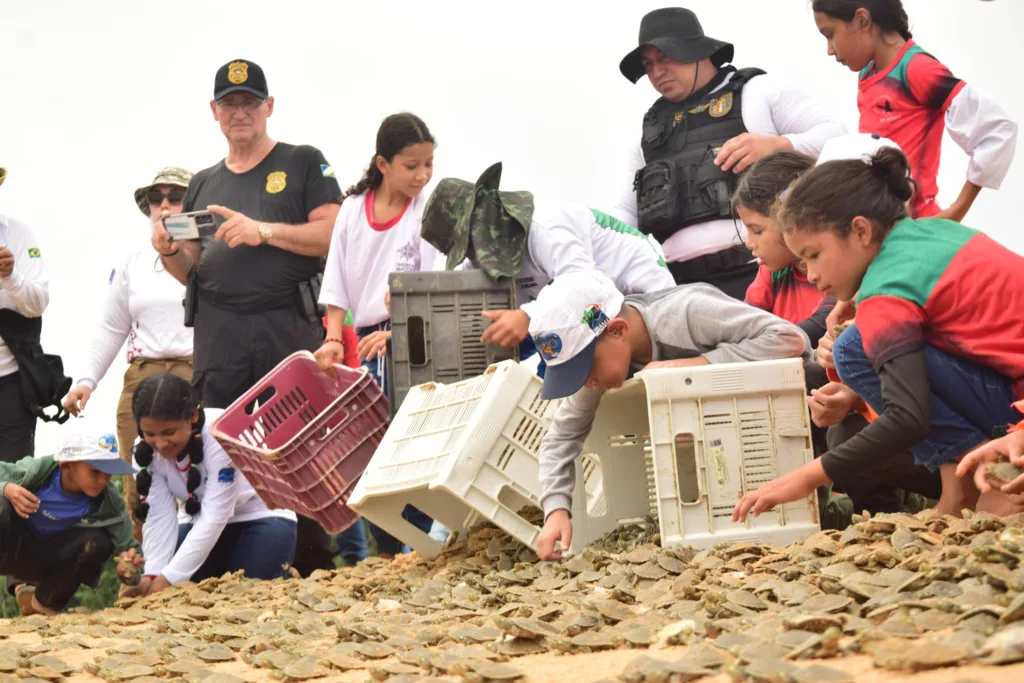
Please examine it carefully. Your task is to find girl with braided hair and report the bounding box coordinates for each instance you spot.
[121,374,296,597]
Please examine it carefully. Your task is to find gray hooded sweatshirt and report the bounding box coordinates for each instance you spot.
[539,283,810,519]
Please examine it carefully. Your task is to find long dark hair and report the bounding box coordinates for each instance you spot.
[777,146,913,241]
[811,0,913,40]
[132,374,205,521]
[732,151,815,217]
[341,113,435,202]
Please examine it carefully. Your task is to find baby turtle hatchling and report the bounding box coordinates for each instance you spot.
[96,663,156,681]
[368,661,423,681]
[987,461,1024,484]
[271,656,330,682]
[460,662,524,683]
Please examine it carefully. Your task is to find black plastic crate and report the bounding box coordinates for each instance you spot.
[386,270,518,417]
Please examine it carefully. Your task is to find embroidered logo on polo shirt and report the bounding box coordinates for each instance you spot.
[227,61,249,84]
[266,172,287,194]
[27,248,40,259]
[218,467,235,484]
[320,164,335,178]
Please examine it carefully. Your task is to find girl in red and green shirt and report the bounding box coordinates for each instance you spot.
[812,0,1017,221]
[733,146,1024,524]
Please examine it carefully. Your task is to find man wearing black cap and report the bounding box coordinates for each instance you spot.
[152,60,342,574]
[611,8,846,300]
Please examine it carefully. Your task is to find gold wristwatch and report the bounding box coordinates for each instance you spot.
[258,222,274,244]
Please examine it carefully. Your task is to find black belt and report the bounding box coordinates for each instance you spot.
[669,245,756,279]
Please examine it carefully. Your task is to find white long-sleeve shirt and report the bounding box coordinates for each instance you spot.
[0,214,49,377]
[478,199,675,319]
[609,71,847,264]
[77,244,193,390]
[138,409,296,585]
[944,83,1017,191]
[319,191,442,329]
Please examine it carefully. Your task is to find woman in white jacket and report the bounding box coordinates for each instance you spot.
[120,373,296,596]
[63,167,194,538]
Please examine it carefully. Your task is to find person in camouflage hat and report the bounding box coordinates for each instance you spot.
[421,162,534,279]
[133,167,192,217]
[61,165,196,543]
[421,162,674,355]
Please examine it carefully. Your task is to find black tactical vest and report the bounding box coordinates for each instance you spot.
[634,66,766,244]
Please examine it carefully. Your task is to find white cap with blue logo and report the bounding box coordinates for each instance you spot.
[55,417,136,476]
[527,270,625,400]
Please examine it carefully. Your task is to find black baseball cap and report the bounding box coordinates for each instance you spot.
[213,59,269,101]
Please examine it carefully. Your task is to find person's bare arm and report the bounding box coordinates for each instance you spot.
[210,203,340,257]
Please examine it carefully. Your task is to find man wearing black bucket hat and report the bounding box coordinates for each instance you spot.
[151,60,343,576]
[611,8,846,300]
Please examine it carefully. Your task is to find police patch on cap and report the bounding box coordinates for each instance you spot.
[227,61,249,84]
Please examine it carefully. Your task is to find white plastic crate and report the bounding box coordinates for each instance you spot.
[347,361,607,556]
[581,358,820,551]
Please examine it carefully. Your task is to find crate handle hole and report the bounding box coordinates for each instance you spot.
[408,315,428,367]
[674,433,700,504]
[244,386,277,416]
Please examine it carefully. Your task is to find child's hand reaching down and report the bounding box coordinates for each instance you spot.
[535,509,573,561]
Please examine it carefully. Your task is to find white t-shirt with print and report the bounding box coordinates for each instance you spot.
[77,241,192,390]
[138,408,296,585]
[319,191,441,329]
[507,198,676,320]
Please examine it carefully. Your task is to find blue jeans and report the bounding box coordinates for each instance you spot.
[176,517,296,582]
[358,325,434,555]
[334,520,369,566]
[834,324,1019,472]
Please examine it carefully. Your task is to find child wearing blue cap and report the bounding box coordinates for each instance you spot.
[0,418,143,615]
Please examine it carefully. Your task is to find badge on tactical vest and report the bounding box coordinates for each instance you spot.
[709,93,733,118]
[266,171,287,194]
[228,61,249,84]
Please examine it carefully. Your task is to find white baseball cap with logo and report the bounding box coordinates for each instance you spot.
[55,417,136,476]
[816,133,902,166]
[527,270,625,400]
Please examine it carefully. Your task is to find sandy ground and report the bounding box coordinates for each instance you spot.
[2,621,1021,683]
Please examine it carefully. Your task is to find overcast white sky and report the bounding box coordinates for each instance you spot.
[1,0,1021,455]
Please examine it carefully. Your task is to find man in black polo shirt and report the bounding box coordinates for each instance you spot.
[152,59,342,574]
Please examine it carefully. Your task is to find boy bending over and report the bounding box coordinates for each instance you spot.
[532,271,808,560]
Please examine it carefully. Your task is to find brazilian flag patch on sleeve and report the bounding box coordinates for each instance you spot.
[27,248,40,259]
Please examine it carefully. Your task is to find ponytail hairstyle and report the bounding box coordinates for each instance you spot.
[132,373,206,521]
[732,151,816,218]
[341,113,436,202]
[811,0,913,41]
[776,146,914,242]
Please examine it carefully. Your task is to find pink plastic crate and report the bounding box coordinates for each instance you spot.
[210,351,390,533]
